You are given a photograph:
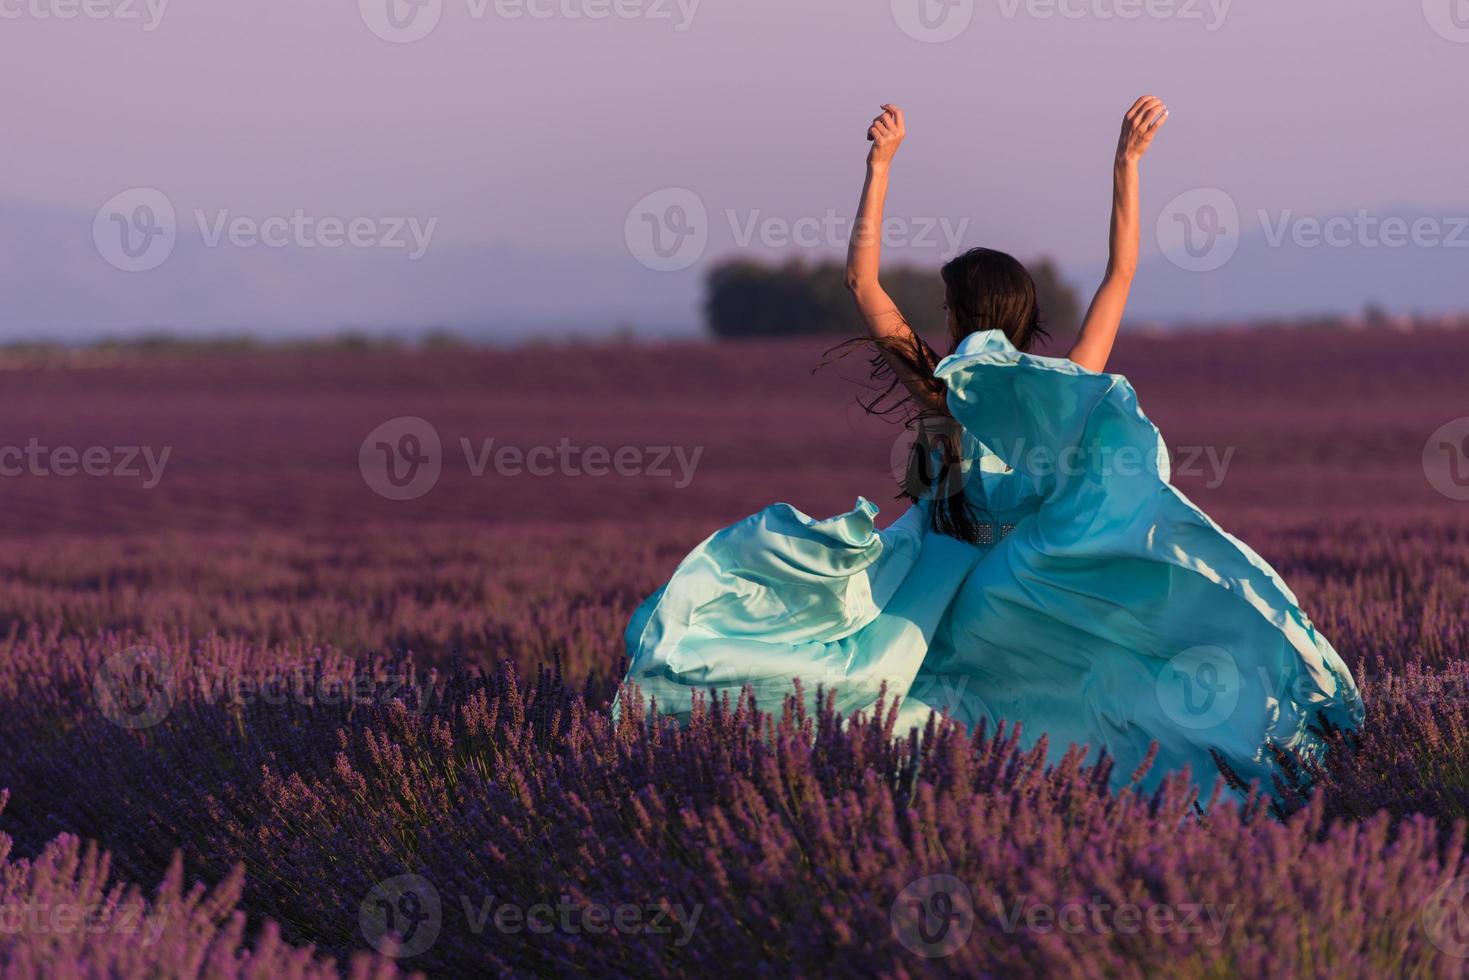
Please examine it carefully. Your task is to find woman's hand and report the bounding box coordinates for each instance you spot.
[866,104,906,170]
[1116,95,1168,166]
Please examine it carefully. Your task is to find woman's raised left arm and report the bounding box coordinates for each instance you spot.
[1068,95,1168,373]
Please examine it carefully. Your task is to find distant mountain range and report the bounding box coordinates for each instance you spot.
[1,199,1464,342]
[0,199,703,343]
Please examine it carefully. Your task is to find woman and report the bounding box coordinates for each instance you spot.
[618,98,1363,799]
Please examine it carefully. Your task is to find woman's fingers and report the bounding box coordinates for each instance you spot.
[867,103,905,152]
[1124,95,1158,121]
[1125,98,1167,139]
[1130,97,1163,125]
[1127,102,1161,128]
[1116,95,1167,161]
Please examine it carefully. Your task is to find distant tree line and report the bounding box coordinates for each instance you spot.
[704,257,1081,341]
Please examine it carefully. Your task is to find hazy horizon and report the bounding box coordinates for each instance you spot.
[2,1,1466,339]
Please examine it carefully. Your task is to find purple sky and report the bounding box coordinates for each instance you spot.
[1,0,1466,338]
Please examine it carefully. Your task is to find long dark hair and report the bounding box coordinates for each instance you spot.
[831,247,1049,544]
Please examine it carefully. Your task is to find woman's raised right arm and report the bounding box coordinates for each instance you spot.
[845,104,941,408]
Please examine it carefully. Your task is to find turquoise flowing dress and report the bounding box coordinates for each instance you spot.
[618,330,1364,797]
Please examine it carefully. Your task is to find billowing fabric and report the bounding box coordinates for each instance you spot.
[618,329,1363,797]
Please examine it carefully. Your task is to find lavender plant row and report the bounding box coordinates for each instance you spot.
[0,639,1467,976]
[0,791,404,978]
[0,514,1463,687]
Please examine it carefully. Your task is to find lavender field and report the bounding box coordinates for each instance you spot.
[2,327,1469,977]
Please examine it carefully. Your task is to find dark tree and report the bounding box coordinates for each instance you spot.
[705,256,1081,342]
